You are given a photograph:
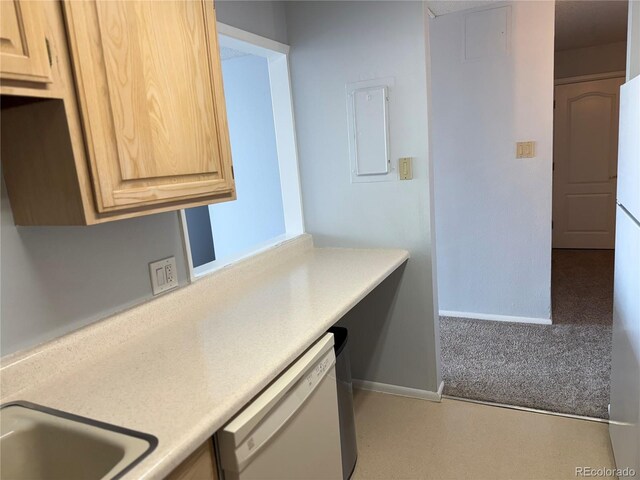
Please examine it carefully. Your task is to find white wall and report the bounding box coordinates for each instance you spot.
[555,41,627,79]
[430,2,555,321]
[209,54,286,260]
[285,1,441,392]
[215,1,287,44]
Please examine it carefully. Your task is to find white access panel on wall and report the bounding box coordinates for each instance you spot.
[463,6,511,62]
[347,78,395,183]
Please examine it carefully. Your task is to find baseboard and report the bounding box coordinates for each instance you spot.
[353,379,444,402]
[439,310,552,325]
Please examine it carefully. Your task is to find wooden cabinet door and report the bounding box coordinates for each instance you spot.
[63,1,234,213]
[166,440,219,480]
[1,0,52,83]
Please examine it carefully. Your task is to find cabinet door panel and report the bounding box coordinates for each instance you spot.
[166,440,219,480]
[63,0,234,212]
[95,1,219,181]
[1,0,52,83]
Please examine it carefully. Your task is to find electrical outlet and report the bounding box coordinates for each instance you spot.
[149,257,178,295]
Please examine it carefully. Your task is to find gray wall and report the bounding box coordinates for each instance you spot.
[216,1,288,44]
[285,1,440,392]
[429,2,555,321]
[1,179,188,355]
[0,1,289,357]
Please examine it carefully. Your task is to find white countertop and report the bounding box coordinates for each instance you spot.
[0,235,408,479]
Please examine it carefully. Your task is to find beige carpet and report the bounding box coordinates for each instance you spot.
[440,249,614,418]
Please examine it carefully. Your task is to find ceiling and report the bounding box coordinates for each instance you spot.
[426,0,628,51]
[555,0,628,50]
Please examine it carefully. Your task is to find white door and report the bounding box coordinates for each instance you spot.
[553,77,624,249]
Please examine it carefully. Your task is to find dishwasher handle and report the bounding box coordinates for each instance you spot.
[224,349,336,472]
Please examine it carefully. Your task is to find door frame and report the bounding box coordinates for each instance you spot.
[554,70,626,86]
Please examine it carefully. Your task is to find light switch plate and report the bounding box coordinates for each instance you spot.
[399,157,413,180]
[516,141,536,158]
[149,257,178,295]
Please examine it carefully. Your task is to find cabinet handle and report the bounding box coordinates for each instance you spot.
[45,38,52,67]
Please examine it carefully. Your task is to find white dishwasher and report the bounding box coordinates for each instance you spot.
[216,333,343,480]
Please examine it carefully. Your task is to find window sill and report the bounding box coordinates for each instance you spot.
[190,233,307,282]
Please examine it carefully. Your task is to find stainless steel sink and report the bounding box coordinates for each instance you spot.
[0,401,157,480]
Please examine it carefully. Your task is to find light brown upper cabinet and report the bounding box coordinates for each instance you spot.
[63,0,234,213]
[0,0,234,225]
[0,0,52,84]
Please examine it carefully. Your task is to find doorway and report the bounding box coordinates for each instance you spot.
[550,0,628,328]
[547,0,628,415]
[551,72,624,328]
[433,0,628,419]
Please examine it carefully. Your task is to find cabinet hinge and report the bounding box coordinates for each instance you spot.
[45,38,52,67]
[231,165,234,179]
[553,99,556,109]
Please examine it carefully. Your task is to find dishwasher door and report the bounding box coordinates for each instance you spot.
[216,333,343,480]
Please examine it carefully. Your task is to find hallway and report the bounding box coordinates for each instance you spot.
[440,249,614,418]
